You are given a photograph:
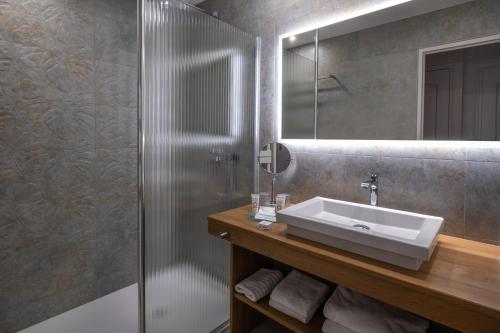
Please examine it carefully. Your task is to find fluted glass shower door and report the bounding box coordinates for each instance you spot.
[140,0,258,332]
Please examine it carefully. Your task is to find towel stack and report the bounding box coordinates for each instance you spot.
[322,286,429,333]
[235,268,283,302]
[269,270,330,324]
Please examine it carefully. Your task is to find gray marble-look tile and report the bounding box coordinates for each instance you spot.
[0,149,97,332]
[0,96,17,150]
[259,103,275,146]
[278,153,466,236]
[260,56,276,107]
[95,147,137,296]
[96,61,137,108]
[465,161,500,245]
[277,153,379,205]
[466,144,500,163]
[96,191,137,296]
[0,0,138,331]
[0,0,94,57]
[13,99,96,150]
[0,236,97,332]
[96,148,137,197]
[96,104,137,149]
[376,157,466,236]
[94,0,137,21]
[95,13,137,67]
[0,40,95,102]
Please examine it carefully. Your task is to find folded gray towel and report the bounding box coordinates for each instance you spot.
[322,319,357,333]
[324,286,429,333]
[269,270,329,324]
[235,268,283,302]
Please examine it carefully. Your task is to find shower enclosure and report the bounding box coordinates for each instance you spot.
[139,1,259,332]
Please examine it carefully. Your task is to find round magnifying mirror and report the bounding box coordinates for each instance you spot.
[258,142,291,175]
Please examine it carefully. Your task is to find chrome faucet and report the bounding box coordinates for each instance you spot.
[361,173,378,206]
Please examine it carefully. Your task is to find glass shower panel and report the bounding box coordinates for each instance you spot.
[141,0,257,332]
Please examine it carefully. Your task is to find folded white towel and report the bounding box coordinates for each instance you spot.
[322,319,357,333]
[269,270,329,324]
[235,268,282,302]
[324,286,429,333]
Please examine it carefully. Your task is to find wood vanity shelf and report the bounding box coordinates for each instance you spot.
[208,205,500,333]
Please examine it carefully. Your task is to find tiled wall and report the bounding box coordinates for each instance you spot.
[0,0,137,331]
[199,0,500,245]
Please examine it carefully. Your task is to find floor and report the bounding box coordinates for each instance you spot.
[19,284,139,333]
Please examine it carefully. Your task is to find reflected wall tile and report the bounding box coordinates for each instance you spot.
[465,161,500,244]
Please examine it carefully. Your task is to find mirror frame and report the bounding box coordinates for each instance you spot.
[277,0,478,142]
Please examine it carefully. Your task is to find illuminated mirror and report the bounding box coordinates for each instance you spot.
[279,0,500,141]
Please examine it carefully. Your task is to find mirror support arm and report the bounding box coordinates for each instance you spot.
[271,174,277,204]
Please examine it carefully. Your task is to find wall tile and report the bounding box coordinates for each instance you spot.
[0,40,95,103]
[96,61,137,108]
[96,192,138,296]
[0,148,97,331]
[260,56,276,107]
[96,104,137,149]
[465,161,500,245]
[259,103,275,146]
[0,0,137,330]
[14,99,95,150]
[95,0,137,22]
[95,148,137,296]
[376,157,466,236]
[95,14,137,67]
[96,148,137,197]
[0,0,94,55]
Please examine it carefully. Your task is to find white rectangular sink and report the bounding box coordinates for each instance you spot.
[277,197,443,270]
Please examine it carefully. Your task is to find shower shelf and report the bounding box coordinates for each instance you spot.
[208,205,500,333]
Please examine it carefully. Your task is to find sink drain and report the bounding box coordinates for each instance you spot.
[353,224,370,231]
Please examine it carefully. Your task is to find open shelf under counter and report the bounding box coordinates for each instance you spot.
[209,205,500,333]
[234,293,324,333]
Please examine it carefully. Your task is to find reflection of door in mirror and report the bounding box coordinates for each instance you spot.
[282,48,316,139]
[424,42,500,140]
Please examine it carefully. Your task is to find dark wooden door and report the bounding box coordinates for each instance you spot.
[424,42,500,140]
[463,43,500,140]
[424,50,463,140]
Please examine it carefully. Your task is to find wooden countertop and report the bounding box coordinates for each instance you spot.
[208,205,500,333]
